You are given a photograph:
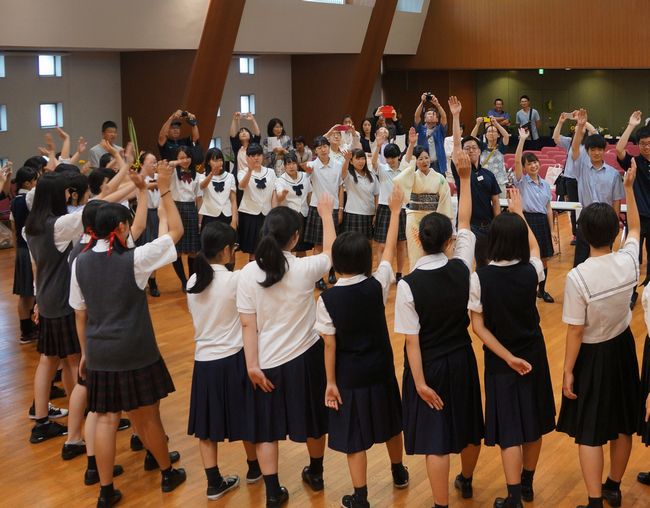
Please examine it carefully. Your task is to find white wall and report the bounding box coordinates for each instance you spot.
[0,52,122,166]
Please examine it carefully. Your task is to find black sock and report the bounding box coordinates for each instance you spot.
[263,473,281,498]
[459,472,472,482]
[36,416,49,425]
[506,483,522,504]
[538,269,548,293]
[99,483,114,498]
[148,277,158,290]
[247,459,260,471]
[205,466,223,487]
[434,504,449,508]
[187,256,195,276]
[309,456,324,474]
[603,477,621,491]
[87,455,97,470]
[587,497,603,508]
[172,259,186,284]
[354,485,368,501]
[521,468,535,487]
[20,318,32,335]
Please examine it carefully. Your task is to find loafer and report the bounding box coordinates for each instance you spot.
[601,486,621,507]
[494,497,523,508]
[117,418,131,431]
[301,466,324,491]
[537,290,555,303]
[454,473,473,499]
[315,279,327,291]
[207,475,240,500]
[85,465,125,486]
[638,471,650,485]
[328,273,337,284]
[30,421,67,444]
[130,434,143,451]
[392,464,409,489]
[62,442,87,460]
[96,489,122,507]
[341,493,370,507]
[144,450,180,471]
[266,486,289,508]
[149,286,161,297]
[161,467,186,492]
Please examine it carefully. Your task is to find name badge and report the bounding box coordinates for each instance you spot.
[477,175,484,181]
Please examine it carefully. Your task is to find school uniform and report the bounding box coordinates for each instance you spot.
[342,171,379,239]
[11,190,34,297]
[186,266,249,442]
[372,161,407,243]
[236,252,331,443]
[395,230,484,454]
[304,157,342,245]
[26,211,85,357]
[640,286,650,445]
[138,175,161,245]
[237,167,276,254]
[315,261,402,453]
[557,237,641,446]
[199,172,236,229]
[171,169,202,254]
[69,235,177,413]
[469,258,556,448]
[275,172,312,251]
[515,174,554,259]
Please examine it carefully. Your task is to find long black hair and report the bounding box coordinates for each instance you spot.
[174,145,197,181]
[204,147,228,174]
[255,207,302,288]
[25,173,69,236]
[82,199,106,231]
[91,203,133,255]
[14,166,38,189]
[188,222,237,294]
[348,149,373,184]
[266,118,286,137]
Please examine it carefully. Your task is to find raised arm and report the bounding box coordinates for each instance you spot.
[187,112,200,142]
[372,129,389,166]
[340,148,352,181]
[433,96,447,127]
[229,112,241,137]
[514,128,529,180]
[492,117,510,145]
[246,113,261,137]
[414,93,426,125]
[571,109,588,162]
[56,127,71,160]
[158,110,181,146]
[624,158,640,242]
[68,137,87,165]
[552,112,569,146]
[381,186,404,265]
[129,171,149,241]
[470,117,482,138]
[156,161,184,244]
[404,127,417,162]
[453,148,472,231]
[617,111,642,160]
[448,96,462,151]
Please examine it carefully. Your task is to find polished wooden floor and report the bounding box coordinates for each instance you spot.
[1,213,649,507]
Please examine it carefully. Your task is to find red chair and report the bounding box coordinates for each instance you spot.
[538,164,551,179]
[603,151,623,172]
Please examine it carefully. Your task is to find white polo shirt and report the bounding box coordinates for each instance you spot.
[373,158,413,206]
[275,172,311,217]
[200,172,236,218]
[343,172,379,215]
[237,167,276,215]
[306,157,342,208]
[237,252,331,369]
[187,265,243,361]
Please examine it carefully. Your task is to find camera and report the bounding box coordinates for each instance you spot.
[425,93,433,102]
[181,111,189,117]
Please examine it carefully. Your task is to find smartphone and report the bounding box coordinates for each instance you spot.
[564,112,575,120]
[483,117,491,123]
[335,125,349,132]
[380,105,394,118]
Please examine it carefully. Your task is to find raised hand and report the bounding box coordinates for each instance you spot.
[452,147,471,179]
[129,169,147,190]
[389,185,404,213]
[101,138,119,156]
[416,383,444,410]
[575,108,588,126]
[475,116,484,125]
[408,126,418,146]
[448,96,462,116]
[76,137,87,153]
[156,160,173,194]
[325,383,343,411]
[507,356,532,376]
[233,111,241,120]
[624,157,637,188]
[518,127,530,140]
[56,127,70,140]
[507,187,524,216]
[629,110,642,127]
[45,133,56,153]
[317,192,334,218]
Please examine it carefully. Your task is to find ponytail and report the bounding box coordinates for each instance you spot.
[255,207,302,288]
[188,222,236,294]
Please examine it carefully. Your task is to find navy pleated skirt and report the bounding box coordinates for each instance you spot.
[238,212,265,254]
[13,245,34,297]
[38,313,81,358]
[640,335,650,445]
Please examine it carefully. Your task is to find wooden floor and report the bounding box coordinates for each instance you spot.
[1,212,649,508]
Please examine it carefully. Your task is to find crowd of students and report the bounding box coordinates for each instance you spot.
[1,94,650,508]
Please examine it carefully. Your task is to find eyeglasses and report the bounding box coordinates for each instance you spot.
[463,145,480,152]
[639,141,650,148]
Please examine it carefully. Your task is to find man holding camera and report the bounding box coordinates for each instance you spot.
[414,92,448,175]
[158,109,200,161]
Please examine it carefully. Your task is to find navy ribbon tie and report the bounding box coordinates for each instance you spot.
[255,177,267,189]
[212,180,225,193]
[292,184,304,196]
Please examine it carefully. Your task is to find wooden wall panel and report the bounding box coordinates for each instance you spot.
[385,0,646,70]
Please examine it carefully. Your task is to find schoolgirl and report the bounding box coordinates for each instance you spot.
[199,148,237,231]
[237,196,336,507]
[304,136,343,290]
[557,162,641,508]
[11,166,38,344]
[275,151,312,256]
[341,149,379,240]
[136,151,162,296]
[237,143,276,261]
[69,163,186,506]
[514,129,556,303]
[394,149,484,508]
[186,221,262,500]
[315,186,408,508]
[170,145,202,290]
[469,188,556,508]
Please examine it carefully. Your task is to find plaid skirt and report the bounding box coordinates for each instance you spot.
[294,214,313,253]
[342,212,374,240]
[175,201,200,254]
[304,206,339,245]
[524,212,554,259]
[86,356,175,413]
[136,208,160,246]
[38,313,81,358]
[13,245,34,297]
[238,212,265,254]
[373,205,407,243]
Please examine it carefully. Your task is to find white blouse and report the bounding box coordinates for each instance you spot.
[275,172,312,217]
[200,172,236,218]
[237,167,276,215]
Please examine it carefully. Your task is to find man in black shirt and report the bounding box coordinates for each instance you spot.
[157,109,200,161]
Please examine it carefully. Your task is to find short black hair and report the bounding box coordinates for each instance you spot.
[101,120,117,132]
[487,212,530,263]
[313,136,330,148]
[55,163,80,174]
[419,212,453,254]
[246,143,263,156]
[332,232,372,277]
[284,151,298,165]
[413,145,428,159]
[584,134,606,151]
[384,143,401,159]
[521,152,539,166]
[578,203,619,248]
[88,167,114,195]
[293,135,305,145]
[23,156,47,171]
[520,95,530,101]
[99,152,114,168]
[636,126,650,142]
[494,98,503,104]
[14,166,38,189]
[461,135,481,148]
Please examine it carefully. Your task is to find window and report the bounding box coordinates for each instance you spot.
[240,94,256,115]
[239,57,255,75]
[38,55,62,77]
[0,105,6,132]
[0,56,5,78]
[39,103,63,128]
[217,107,221,117]
[304,0,345,4]
[208,137,222,149]
[397,0,424,12]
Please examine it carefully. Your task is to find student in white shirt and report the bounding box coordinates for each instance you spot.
[199,148,238,233]
[237,143,277,261]
[275,152,312,257]
[237,194,336,507]
[341,149,379,240]
[186,221,261,501]
[557,160,642,508]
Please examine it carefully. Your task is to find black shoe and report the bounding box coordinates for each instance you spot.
[161,467,186,492]
[62,442,87,460]
[207,475,240,500]
[521,484,534,502]
[631,290,639,310]
[601,486,621,507]
[454,473,473,499]
[395,272,402,283]
[30,421,68,443]
[392,464,409,489]
[144,450,180,471]
[315,279,327,291]
[19,330,38,345]
[29,402,68,420]
[266,486,289,508]
[117,418,131,431]
[301,465,324,491]
[96,488,122,507]
[85,465,125,486]
[494,498,523,508]
[49,384,66,399]
[148,279,161,297]
[537,290,555,303]
[246,463,263,483]
[328,273,337,284]
[130,434,143,451]
[638,471,650,485]
[341,493,370,508]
